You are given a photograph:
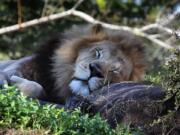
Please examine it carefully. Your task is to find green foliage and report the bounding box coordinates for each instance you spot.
[115,124,143,135]
[0,85,140,135]
[136,49,180,134]
[147,50,180,116]
[144,71,162,84]
[163,50,180,108]
[96,0,106,10]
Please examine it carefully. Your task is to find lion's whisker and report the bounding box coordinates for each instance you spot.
[103,70,109,85]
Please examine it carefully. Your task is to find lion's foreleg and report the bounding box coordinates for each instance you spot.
[10,76,45,98]
[0,71,9,86]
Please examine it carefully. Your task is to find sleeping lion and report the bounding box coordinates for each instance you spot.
[0,24,146,104]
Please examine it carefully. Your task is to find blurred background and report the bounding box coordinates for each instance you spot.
[0,0,179,71]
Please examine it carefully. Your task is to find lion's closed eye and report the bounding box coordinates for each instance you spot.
[109,68,120,74]
[109,63,122,74]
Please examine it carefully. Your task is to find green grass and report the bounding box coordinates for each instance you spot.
[0,85,136,135]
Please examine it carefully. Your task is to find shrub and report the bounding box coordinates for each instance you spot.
[0,86,116,135]
[163,49,180,109]
[148,50,180,134]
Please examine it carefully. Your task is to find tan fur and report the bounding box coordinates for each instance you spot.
[50,24,146,103]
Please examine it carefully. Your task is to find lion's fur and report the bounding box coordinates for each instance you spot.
[20,24,146,104]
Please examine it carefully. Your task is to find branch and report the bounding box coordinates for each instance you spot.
[0,0,85,35]
[161,12,180,26]
[17,0,22,25]
[70,11,174,49]
[141,33,174,49]
[0,8,177,49]
[0,9,133,35]
[141,24,173,35]
[41,0,48,17]
[0,10,73,35]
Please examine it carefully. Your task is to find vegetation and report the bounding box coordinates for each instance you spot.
[163,50,180,108]
[145,49,180,110]
[148,50,180,134]
[0,85,137,135]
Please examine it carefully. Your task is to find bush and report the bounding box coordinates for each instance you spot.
[163,50,180,108]
[147,50,180,134]
[0,86,117,135]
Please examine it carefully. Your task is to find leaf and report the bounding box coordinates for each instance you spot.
[96,0,106,10]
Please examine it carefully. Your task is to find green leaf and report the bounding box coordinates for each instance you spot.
[96,0,106,10]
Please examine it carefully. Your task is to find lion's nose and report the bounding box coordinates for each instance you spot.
[89,63,103,78]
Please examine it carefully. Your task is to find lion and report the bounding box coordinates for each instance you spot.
[0,24,146,104]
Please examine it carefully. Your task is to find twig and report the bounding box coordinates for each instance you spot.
[155,7,165,23]
[141,24,173,35]
[166,126,179,135]
[141,33,173,49]
[71,10,133,32]
[174,29,180,39]
[17,0,22,25]
[41,0,48,17]
[161,12,180,26]
[71,0,85,10]
[149,34,164,39]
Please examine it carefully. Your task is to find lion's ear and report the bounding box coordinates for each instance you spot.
[91,24,106,36]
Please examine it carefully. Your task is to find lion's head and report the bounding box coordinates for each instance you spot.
[52,24,146,98]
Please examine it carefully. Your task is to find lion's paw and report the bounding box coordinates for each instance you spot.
[10,75,44,98]
[88,77,104,92]
[69,79,89,97]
